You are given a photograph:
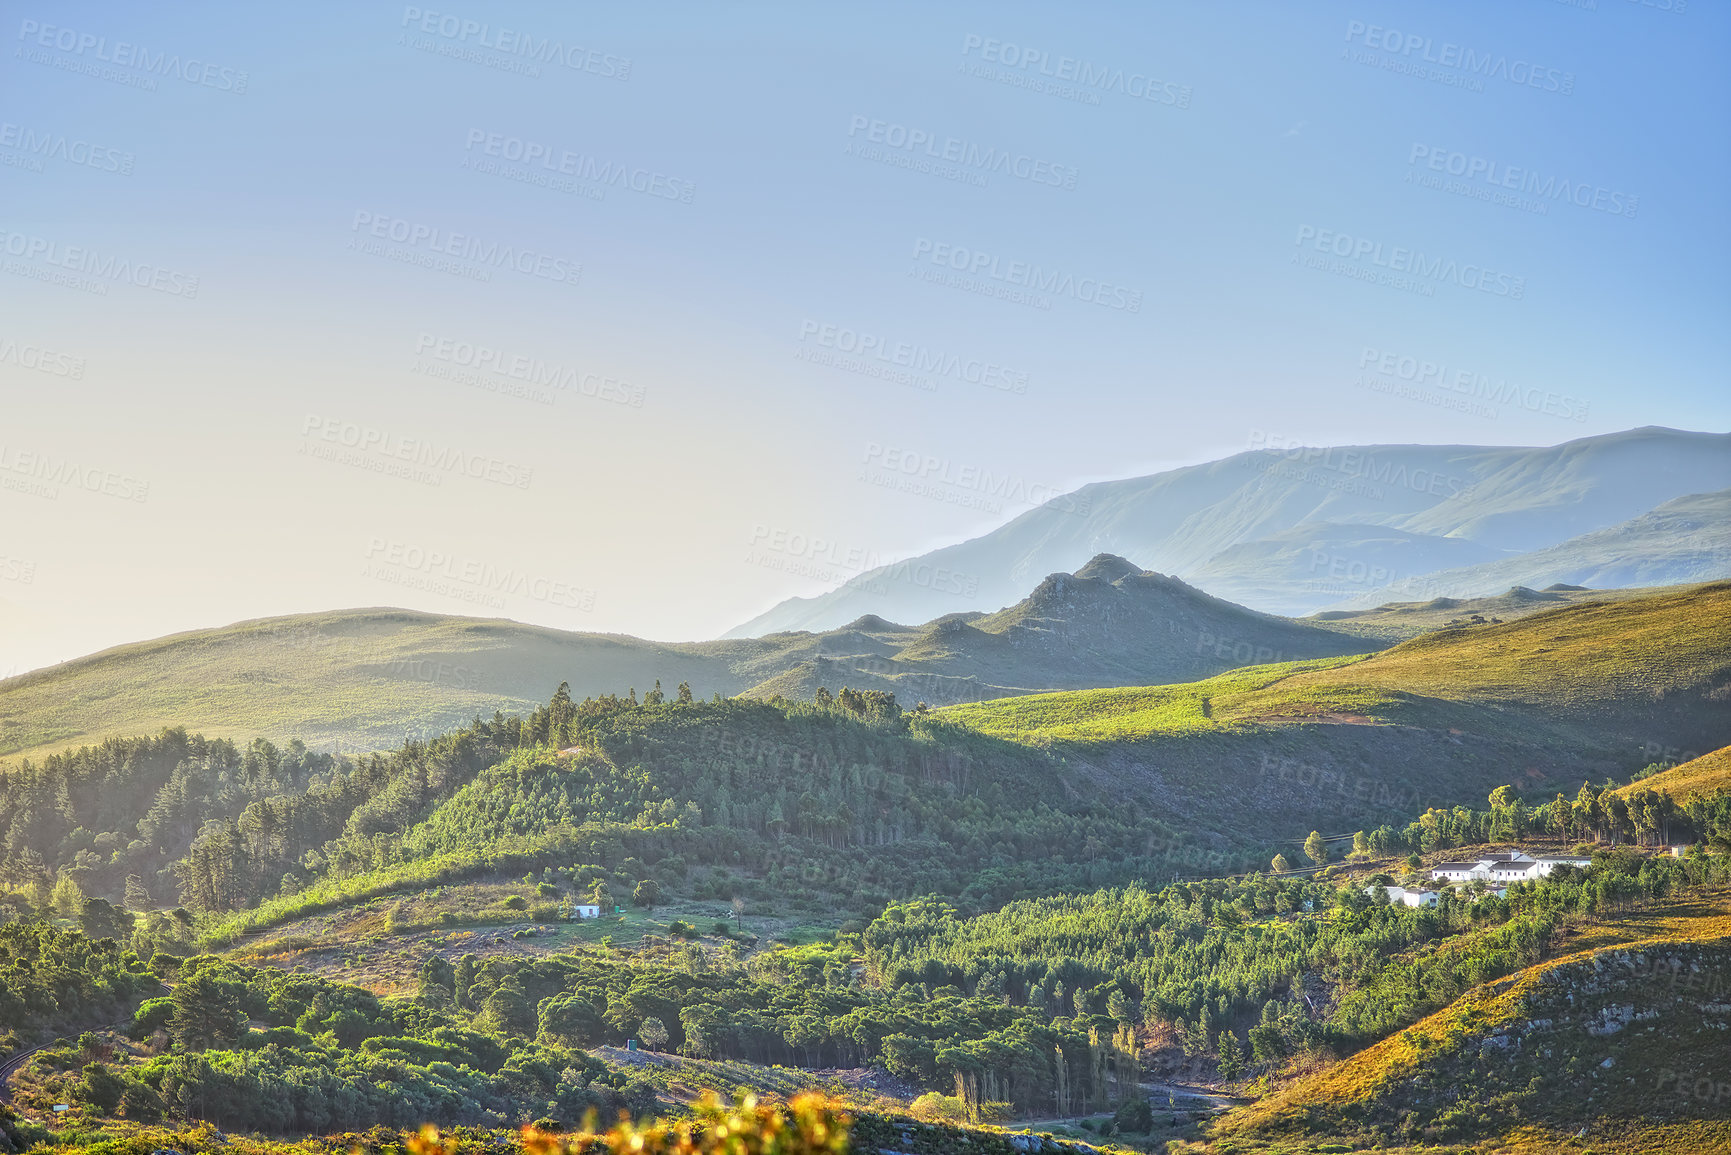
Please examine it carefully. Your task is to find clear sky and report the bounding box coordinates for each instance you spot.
[2,0,1726,672]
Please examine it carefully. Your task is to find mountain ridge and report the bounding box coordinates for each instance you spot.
[728,426,1731,634]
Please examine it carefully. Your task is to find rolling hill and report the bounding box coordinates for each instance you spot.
[1613,743,1731,807]
[1217,899,1731,1149]
[0,557,1375,761]
[938,581,1731,845]
[1308,580,1679,638]
[730,426,1731,632]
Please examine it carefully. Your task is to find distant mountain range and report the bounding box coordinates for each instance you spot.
[728,426,1731,632]
[1337,487,1730,606]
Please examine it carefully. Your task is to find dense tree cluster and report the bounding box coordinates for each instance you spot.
[0,919,161,1047]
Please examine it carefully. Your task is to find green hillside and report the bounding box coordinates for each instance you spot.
[1218,898,1731,1149]
[0,558,1377,761]
[938,582,1731,844]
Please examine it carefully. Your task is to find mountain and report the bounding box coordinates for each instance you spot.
[938,581,1731,846]
[0,557,1376,761]
[1335,487,1731,607]
[728,426,1731,634]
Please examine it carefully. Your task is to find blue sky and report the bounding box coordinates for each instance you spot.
[2,0,1726,671]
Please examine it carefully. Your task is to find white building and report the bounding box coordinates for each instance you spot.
[1430,851,1592,884]
[573,904,601,919]
[1368,884,1440,908]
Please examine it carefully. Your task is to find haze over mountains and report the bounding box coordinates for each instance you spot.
[729,426,1731,632]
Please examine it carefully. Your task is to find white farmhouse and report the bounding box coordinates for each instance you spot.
[573,904,601,919]
[1367,884,1440,908]
[1429,851,1592,884]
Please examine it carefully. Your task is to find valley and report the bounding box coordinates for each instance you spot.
[2,436,1728,1154]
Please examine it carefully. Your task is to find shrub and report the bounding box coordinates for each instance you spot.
[503,895,529,911]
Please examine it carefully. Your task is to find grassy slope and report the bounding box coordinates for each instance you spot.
[1217,894,1731,1147]
[0,561,1383,761]
[1307,580,1680,641]
[937,583,1731,844]
[945,582,1731,742]
[0,608,767,759]
[1613,744,1731,807]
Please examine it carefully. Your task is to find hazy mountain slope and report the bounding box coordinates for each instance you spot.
[1185,521,1504,616]
[1338,487,1731,606]
[729,427,1731,635]
[0,559,1378,760]
[1398,426,1731,549]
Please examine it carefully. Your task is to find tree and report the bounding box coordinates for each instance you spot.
[1247,1024,1286,1065]
[1271,853,1294,873]
[676,681,694,705]
[638,1016,670,1051]
[1303,831,1328,866]
[1350,830,1369,859]
[80,897,132,941]
[168,971,244,1050]
[538,994,603,1049]
[1112,1096,1153,1134]
[76,1062,126,1112]
[51,875,84,919]
[1216,1031,1244,1080]
[123,875,152,912]
[632,879,661,907]
[417,955,455,1006]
